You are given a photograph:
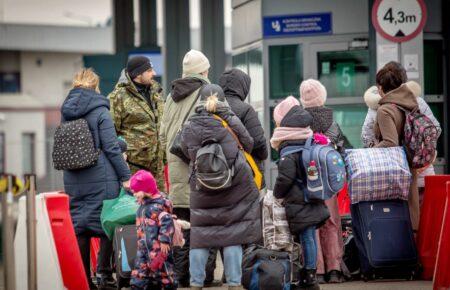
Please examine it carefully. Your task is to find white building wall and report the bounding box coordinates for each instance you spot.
[0,111,46,178]
[20,52,83,107]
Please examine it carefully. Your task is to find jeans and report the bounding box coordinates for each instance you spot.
[299,226,317,270]
[190,245,242,287]
[76,232,113,284]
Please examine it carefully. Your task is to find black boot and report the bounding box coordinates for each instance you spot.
[299,269,320,290]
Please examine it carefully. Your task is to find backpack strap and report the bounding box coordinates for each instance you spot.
[279,147,304,158]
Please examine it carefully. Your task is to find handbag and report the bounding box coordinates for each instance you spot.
[213,115,263,190]
[100,188,139,239]
[169,88,203,162]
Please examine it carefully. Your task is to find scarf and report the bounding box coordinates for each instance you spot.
[270,127,313,150]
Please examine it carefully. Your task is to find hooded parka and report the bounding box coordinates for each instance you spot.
[61,88,131,235]
[180,107,261,249]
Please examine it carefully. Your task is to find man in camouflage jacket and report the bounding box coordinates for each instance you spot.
[109,56,166,190]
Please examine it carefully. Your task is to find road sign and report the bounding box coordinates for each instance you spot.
[372,0,427,43]
[263,13,332,38]
[336,62,355,95]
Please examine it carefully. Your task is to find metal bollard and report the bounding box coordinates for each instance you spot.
[1,174,16,290]
[26,174,37,290]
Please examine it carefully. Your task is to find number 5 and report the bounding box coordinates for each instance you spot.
[342,67,351,87]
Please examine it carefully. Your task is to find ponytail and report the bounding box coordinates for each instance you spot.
[205,93,218,113]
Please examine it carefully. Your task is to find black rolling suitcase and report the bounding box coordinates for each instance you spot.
[350,199,419,280]
[113,225,137,289]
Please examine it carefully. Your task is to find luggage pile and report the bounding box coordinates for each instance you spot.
[345,146,419,280]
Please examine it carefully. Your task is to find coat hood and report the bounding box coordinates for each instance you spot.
[280,106,313,128]
[305,106,334,133]
[61,88,109,120]
[218,68,251,101]
[379,84,418,111]
[170,76,208,102]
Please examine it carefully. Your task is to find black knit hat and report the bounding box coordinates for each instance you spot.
[199,84,225,102]
[126,56,153,79]
[280,106,313,128]
[117,137,127,153]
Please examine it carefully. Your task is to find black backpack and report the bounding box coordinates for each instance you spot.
[242,245,291,290]
[194,142,233,191]
[52,119,99,170]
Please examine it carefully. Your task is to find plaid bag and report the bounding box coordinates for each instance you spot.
[262,190,294,252]
[345,147,412,204]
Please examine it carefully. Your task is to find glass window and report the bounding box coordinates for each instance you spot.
[424,40,444,95]
[0,133,5,173]
[248,47,263,105]
[329,104,368,149]
[232,52,248,74]
[0,72,20,93]
[22,133,35,174]
[318,50,369,98]
[269,45,303,99]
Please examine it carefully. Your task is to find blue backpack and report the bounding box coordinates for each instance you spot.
[280,137,346,202]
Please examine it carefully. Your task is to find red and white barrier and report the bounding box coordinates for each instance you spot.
[14,192,89,290]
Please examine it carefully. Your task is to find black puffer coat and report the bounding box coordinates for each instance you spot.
[273,107,330,235]
[219,69,268,165]
[180,107,261,248]
[305,106,349,155]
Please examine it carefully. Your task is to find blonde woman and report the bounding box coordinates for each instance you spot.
[179,84,261,290]
[60,68,131,289]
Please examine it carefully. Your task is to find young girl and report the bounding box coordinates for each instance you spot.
[130,170,176,290]
[271,96,330,290]
[299,79,346,283]
[179,84,261,290]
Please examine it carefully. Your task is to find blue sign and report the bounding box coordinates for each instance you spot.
[263,13,332,38]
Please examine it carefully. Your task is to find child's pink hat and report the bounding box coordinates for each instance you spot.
[130,170,159,195]
[273,96,300,126]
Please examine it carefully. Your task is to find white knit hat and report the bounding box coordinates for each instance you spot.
[363,86,382,110]
[299,79,327,108]
[182,50,210,77]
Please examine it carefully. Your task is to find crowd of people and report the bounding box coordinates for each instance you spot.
[58,49,440,290]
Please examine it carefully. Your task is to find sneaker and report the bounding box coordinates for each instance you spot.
[326,270,343,283]
[96,275,117,290]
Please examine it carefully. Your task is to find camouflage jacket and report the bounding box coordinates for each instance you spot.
[108,73,165,188]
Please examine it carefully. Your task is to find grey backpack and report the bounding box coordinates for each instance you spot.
[52,119,100,170]
[194,142,233,191]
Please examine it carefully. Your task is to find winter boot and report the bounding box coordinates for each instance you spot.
[299,269,320,290]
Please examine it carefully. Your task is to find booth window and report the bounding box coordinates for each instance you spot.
[232,52,248,74]
[330,105,367,149]
[269,45,303,99]
[424,40,443,95]
[22,133,35,174]
[318,49,369,98]
[0,72,20,93]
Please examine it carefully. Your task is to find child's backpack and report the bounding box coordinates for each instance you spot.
[158,211,188,248]
[242,245,291,290]
[194,141,233,191]
[262,190,294,252]
[397,106,438,169]
[280,136,346,202]
[52,118,99,170]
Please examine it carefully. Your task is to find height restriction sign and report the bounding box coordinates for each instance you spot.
[372,0,427,43]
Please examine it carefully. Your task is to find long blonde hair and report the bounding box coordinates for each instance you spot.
[205,93,219,113]
[72,68,100,93]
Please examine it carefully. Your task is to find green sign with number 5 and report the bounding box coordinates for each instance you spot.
[336,62,355,95]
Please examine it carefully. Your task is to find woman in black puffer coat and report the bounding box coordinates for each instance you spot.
[180,84,261,289]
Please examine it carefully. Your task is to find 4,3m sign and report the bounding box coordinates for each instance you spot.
[372,0,427,43]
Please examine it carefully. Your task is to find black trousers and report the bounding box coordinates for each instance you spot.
[76,231,113,284]
[172,208,217,286]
